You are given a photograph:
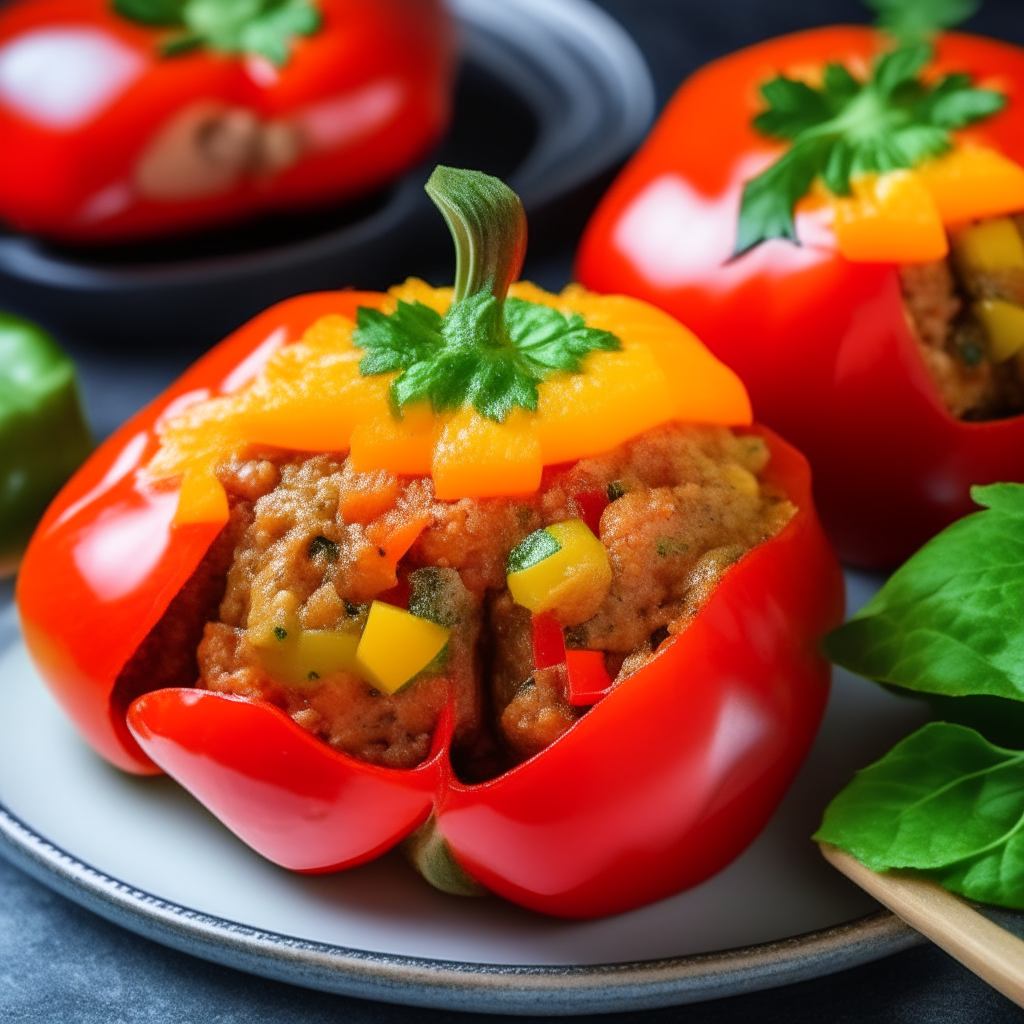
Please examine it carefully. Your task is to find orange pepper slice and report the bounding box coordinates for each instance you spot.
[831,170,948,263]
[916,146,1024,226]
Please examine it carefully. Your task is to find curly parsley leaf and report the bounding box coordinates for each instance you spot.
[815,723,1024,909]
[865,0,980,43]
[353,294,621,424]
[113,0,321,66]
[735,39,1005,255]
[824,483,1024,703]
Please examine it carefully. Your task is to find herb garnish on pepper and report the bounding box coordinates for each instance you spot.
[815,483,1024,908]
[114,0,321,65]
[354,167,620,423]
[736,0,1004,254]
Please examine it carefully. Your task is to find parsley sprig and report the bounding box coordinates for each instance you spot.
[113,0,321,66]
[735,0,1004,256]
[353,167,621,423]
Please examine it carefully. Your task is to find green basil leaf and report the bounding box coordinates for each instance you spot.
[815,722,1024,909]
[507,529,561,576]
[824,483,1024,702]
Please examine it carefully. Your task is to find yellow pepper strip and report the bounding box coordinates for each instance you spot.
[355,601,450,694]
[173,467,229,526]
[535,346,674,464]
[831,170,948,263]
[431,407,542,499]
[555,289,752,426]
[153,280,754,509]
[974,299,1024,361]
[952,217,1024,275]
[916,146,1024,226]
[506,519,612,626]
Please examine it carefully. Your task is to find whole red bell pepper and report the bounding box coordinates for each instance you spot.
[16,168,843,918]
[575,25,1024,567]
[0,0,454,242]
[15,305,841,914]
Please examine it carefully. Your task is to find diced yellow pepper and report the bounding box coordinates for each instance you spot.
[952,218,1024,275]
[917,146,1024,226]
[174,467,229,526]
[506,519,612,626]
[974,299,1024,361]
[831,170,948,263]
[259,628,362,687]
[356,601,450,694]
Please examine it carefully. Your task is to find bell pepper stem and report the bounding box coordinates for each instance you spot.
[402,813,487,897]
[425,166,527,304]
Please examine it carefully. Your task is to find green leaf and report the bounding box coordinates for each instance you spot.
[735,138,828,255]
[112,0,185,26]
[358,167,622,422]
[354,290,620,423]
[754,77,835,138]
[507,529,561,575]
[815,723,1024,909]
[872,40,932,95]
[824,483,1024,702]
[736,34,1007,254]
[865,0,979,43]
[115,0,320,65]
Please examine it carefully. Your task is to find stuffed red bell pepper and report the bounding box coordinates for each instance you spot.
[575,2,1024,567]
[0,0,454,242]
[16,167,843,918]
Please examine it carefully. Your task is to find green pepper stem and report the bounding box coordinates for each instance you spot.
[425,166,527,305]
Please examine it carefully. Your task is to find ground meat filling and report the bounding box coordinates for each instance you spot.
[194,425,795,778]
[901,214,1024,420]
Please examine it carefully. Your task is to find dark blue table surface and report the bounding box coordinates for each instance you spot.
[4,1,1024,1020]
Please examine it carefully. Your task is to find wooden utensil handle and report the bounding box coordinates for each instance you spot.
[819,842,1024,1008]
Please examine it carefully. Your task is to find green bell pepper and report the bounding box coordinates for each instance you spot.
[0,312,92,575]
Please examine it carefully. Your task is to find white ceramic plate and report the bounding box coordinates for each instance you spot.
[0,573,932,1014]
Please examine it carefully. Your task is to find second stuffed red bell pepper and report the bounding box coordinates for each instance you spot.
[576,11,1024,567]
[0,0,455,241]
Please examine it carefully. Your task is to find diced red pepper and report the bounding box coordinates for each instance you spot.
[532,611,566,670]
[565,649,614,706]
[572,489,609,536]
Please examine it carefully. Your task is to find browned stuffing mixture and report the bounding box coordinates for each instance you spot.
[900,215,1024,419]
[118,425,795,780]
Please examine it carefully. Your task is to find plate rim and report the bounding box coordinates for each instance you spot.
[0,801,922,1015]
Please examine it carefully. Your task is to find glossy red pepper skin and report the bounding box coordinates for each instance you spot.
[575,27,1024,568]
[17,290,843,917]
[0,0,454,242]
